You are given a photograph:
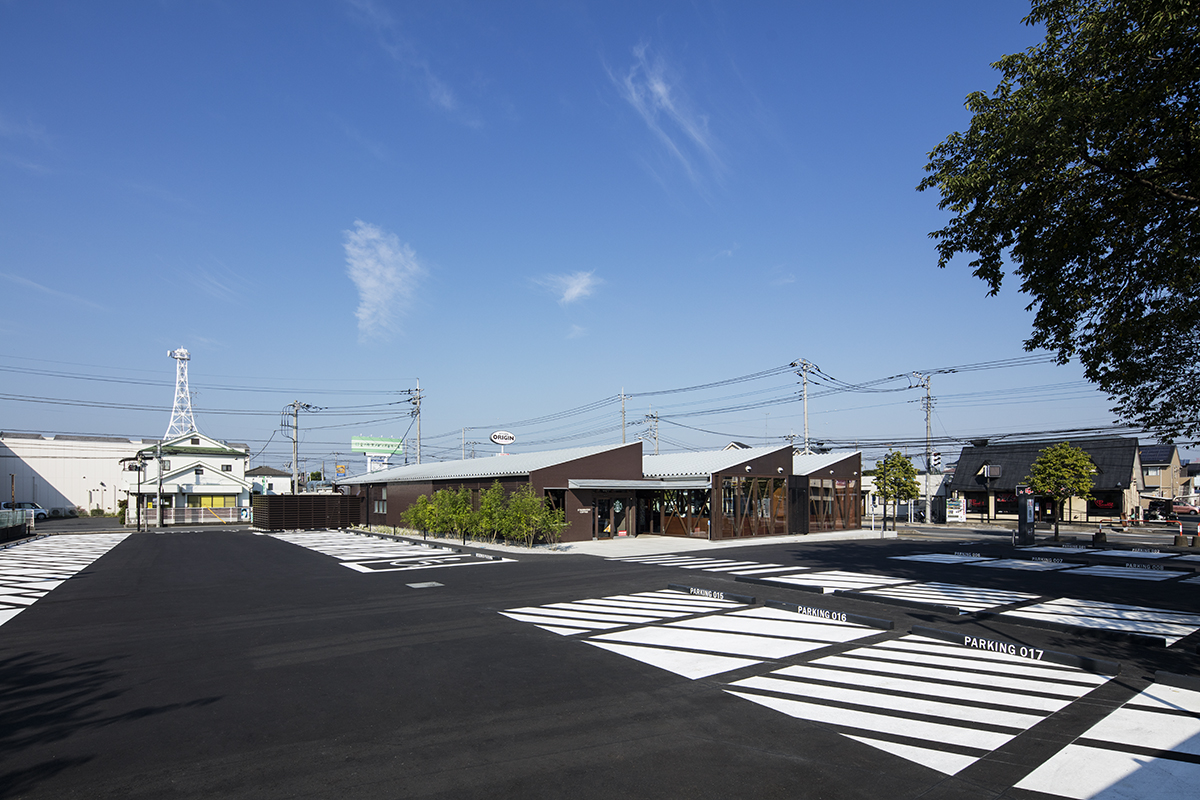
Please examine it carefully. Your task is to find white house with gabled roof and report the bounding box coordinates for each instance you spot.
[122,431,251,525]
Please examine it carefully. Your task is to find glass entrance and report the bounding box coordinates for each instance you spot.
[593,493,634,538]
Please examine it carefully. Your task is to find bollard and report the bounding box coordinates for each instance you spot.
[1175,533,1188,547]
[1192,535,1200,549]
[1092,528,1107,546]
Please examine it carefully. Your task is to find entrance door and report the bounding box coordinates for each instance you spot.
[593,494,635,538]
[595,497,612,538]
[611,496,630,537]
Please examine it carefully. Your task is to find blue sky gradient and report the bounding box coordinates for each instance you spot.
[1,1,1173,470]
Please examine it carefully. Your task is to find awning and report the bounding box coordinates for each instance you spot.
[566,479,711,491]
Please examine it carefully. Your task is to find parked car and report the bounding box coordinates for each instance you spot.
[1,501,49,521]
[1146,499,1200,520]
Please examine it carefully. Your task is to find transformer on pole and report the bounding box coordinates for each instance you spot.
[165,348,197,439]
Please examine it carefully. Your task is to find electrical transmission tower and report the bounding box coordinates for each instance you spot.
[164,348,197,439]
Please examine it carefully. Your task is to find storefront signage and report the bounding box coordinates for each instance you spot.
[490,430,516,446]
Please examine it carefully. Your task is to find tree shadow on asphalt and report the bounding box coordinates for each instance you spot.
[0,650,221,798]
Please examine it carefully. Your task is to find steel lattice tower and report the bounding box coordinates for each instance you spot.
[165,348,197,439]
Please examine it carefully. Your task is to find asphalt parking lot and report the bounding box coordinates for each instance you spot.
[2,528,1198,799]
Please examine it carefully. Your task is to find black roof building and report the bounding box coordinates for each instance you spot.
[1138,444,1177,466]
[948,437,1141,494]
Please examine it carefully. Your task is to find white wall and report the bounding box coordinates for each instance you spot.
[0,435,143,513]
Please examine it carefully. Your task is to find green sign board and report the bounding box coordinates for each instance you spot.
[350,436,405,455]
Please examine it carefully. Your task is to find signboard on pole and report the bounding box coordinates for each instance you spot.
[334,464,348,478]
[350,437,405,455]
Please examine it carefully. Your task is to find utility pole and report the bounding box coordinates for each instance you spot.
[283,400,320,494]
[621,389,626,444]
[462,427,466,460]
[155,440,163,528]
[410,379,423,465]
[913,373,934,525]
[645,405,659,455]
[794,360,817,455]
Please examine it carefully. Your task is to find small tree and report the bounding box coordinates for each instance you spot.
[1025,441,1095,540]
[502,485,543,547]
[535,498,569,547]
[473,481,507,543]
[401,494,431,533]
[875,451,920,531]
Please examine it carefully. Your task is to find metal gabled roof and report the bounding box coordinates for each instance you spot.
[336,443,631,485]
[794,452,861,476]
[642,446,791,479]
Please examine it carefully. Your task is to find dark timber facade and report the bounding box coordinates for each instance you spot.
[336,443,861,543]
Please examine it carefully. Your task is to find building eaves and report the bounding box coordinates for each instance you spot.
[337,443,630,485]
[643,446,791,479]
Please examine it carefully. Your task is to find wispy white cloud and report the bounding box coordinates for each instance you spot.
[346,0,464,117]
[344,220,425,340]
[0,272,105,310]
[537,271,601,305]
[0,113,50,145]
[609,42,722,185]
[186,259,250,303]
[567,324,587,339]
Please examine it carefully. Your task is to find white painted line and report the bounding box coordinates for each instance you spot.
[1016,684,1200,799]
[969,559,1074,572]
[1069,565,1187,581]
[732,675,1043,728]
[727,565,809,575]
[771,664,1076,713]
[669,614,877,644]
[587,641,761,679]
[591,626,830,659]
[889,554,992,564]
[725,690,1013,752]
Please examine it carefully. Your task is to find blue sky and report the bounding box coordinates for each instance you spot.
[0,1,1176,472]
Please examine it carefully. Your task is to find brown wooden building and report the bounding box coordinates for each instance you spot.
[336,443,860,543]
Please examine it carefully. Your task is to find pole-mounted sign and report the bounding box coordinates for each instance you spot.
[490,431,515,454]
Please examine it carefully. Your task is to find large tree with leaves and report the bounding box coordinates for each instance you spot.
[919,0,1200,440]
[1024,441,1096,539]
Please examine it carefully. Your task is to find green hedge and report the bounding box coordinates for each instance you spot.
[400,481,567,547]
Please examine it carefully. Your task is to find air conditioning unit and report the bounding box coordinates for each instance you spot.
[983,465,1002,478]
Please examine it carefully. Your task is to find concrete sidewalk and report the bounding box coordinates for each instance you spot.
[385,527,897,558]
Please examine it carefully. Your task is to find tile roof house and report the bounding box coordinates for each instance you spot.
[947,437,1142,523]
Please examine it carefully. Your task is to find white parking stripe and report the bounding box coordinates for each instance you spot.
[970,559,1074,572]
[1016,683,1200,799]
[587,642,761,680]
[607,554,808,577]
[889,554,993,564]
[1067,565,1188,581]
[762,571,912,593]
[0,533,129,628]
[855,581,1041,612]
[1001,598,1200,645]
[727,633,1110,776]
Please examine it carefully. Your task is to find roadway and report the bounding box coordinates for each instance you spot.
[1,527,1198,799]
